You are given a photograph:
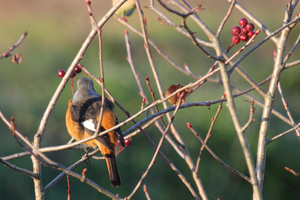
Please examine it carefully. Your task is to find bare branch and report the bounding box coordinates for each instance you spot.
[114,15,219,82]
[241,99,256,132]
[157,0,224,62]
[196,94,225,172]
[0,31,27,59]
[0,157,39,178]
[283,34,300,68]
[85,0,106,140]
[277,81,300,138]
[284,59,300,69]
[127,95,182,199]
[256,0,299,193]
[143,185,152,200]
[187,123,251,183]
[44,149,100,192]
[125,29,185,158]
[216,0,236,37]
[267,122,300,144]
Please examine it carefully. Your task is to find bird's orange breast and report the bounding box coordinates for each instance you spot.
[66,99,98,148]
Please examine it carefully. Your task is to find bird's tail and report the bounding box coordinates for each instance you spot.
[105,154,121,187]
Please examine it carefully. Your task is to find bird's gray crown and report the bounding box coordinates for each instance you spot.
[72,77,99,104]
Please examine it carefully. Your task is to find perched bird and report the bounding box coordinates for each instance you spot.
[112,0,136,20]
[66,77,124,187]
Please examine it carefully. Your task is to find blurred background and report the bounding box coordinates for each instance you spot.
[0,0,300,199]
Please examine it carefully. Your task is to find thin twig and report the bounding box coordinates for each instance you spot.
[0,157,39,178]
[196,94,225,172]
[284,59,300,69]
[187,123,251,183]
[143,185,152,200]
[267,122,300,144]
[277,81,300,138]
[233,85,300,132]
[85,0,106,140]
[44,149,100,192]
[125,30,185,157]
[283,34,300,68]
[157,0,224,62]
[127,94,183,199]
[216,0,236,37]
[145,77,184,148]
[114,15,219,82]
[241,99,256,132]
[136,126,200,199]
[125,30,148,101]
[146,0,213,47]
[67,174,71,200]
[125,113,165,139]
[0,31,28,59]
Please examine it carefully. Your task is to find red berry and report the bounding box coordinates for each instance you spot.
[240,34,249,42]
[239,18,248,27]
[231,26,241,36]
[241,27,248,34]
[232,36,240,44]
[75,65,82,73]
[124,138,132,146]
[58,69,66,78]
[246,23,255,31]
[117,140,121,146]
[70,71,76,78]
[247,31,255,38]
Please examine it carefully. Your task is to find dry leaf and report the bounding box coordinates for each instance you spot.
[11,53,22,64]
[165,84,190,105]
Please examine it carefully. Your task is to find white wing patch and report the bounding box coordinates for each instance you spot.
[81,119,96,131]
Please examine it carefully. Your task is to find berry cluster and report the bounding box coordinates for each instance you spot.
[118,138,132,147]
[231,18,255,44]
[57,64,82,78]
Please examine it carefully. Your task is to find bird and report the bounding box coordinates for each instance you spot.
[112,0,136,20]
[65,77,124,187]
